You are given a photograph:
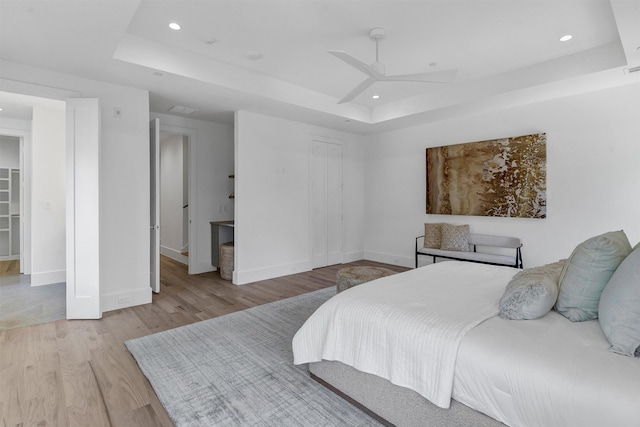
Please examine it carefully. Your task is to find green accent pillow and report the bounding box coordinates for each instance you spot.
[598,245,640,357]
[555,230,632,322]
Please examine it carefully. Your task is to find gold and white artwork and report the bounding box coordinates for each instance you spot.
[426,133,547,219]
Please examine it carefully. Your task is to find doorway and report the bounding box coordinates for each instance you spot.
[0,123,65,330]
[0,135,22,272]
[150,119,194,295]
[159,130,190,265]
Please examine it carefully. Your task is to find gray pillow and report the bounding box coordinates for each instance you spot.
[555,230,632,322]
[598,245,640,357]
[499,261,565,320]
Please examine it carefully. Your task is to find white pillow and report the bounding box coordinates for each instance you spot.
[499,261,565,320]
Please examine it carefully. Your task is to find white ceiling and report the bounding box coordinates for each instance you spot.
[1,0,639,134]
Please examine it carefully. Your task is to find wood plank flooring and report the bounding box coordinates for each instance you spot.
[0,256,407,426]
[0,260,19,278]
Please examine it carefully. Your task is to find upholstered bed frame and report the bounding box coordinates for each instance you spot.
[309,360,504,427]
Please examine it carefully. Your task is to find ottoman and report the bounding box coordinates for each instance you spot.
[336,266,395,293]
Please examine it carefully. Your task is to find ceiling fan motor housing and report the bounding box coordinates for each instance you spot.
[369,27,385,40]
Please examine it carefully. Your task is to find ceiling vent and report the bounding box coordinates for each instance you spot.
[168,105,198,115]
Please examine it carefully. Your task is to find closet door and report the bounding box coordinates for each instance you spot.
[311,140,343,268]
[66,98,101,319]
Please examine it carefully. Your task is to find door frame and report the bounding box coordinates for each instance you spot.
[309,135,344,269]
[150,118,160,293]
[0,128,29,273]
[155,122,196,275]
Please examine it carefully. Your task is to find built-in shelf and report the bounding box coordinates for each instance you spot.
[229,174,235,199]
[0,168,19,259]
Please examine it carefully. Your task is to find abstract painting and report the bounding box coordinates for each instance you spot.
[426,133,546,218]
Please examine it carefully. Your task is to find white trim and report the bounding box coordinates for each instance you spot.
[0,78,79,101]
[363,250,413,269]
[30,269,66,287]
[234,260,312,285]
[160,245,188,265]
[0,127,30,274]
[102,287,152,313]
[158,124,199,275]
[342,250,365,263]
[66,98,101,319]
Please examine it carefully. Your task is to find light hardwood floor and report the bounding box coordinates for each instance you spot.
[0,256,407,426]
[0,260,19,278]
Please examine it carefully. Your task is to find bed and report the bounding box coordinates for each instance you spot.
[292,260,640,427]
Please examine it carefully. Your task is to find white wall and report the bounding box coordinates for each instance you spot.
[31,104,66,285]
[150,112,234,274]
[1,61,152,312]
[234,111,365,285]
[160,133,185,260]
[364,82,640,269]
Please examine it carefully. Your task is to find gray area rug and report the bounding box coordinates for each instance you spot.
[125,288,381,426]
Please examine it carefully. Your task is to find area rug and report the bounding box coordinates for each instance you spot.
[125,287,380,426]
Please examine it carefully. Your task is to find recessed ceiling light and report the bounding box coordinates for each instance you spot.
[560,34,573,42]
[169,22,181,31]
[153,71,163,77]
[372,95,380,99]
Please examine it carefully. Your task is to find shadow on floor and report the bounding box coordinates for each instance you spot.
[0,274,66,331]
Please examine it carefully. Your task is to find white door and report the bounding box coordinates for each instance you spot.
[66,98,101,319]
[150,118,160,293]
[311,140,343,268]
[326,143,343,265]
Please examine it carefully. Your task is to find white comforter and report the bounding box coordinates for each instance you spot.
[454,310,640,427]
[292,261,519,408]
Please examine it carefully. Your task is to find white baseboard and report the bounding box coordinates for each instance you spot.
[30,269,66,287]
[363,251,414,268]
[342,250,364,263]
[160,246,188,265]
[160,246,214,274]
[234,260,313,285]
[102,286,152,313]
[189,260,214,275]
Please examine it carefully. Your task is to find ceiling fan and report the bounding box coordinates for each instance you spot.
[328,27,457,104]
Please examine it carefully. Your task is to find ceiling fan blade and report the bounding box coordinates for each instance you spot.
[379,69,457,83]
[338,77,376,104]
[328,50,383,78]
